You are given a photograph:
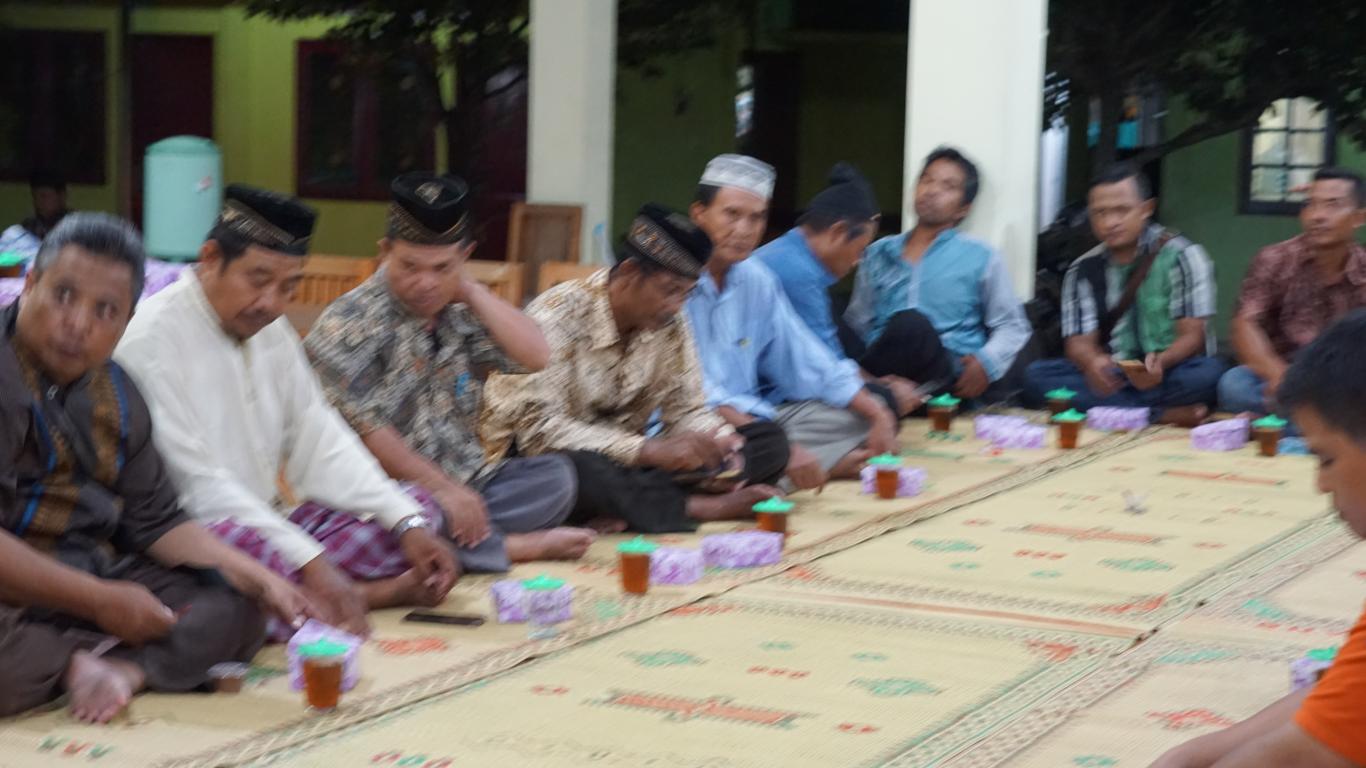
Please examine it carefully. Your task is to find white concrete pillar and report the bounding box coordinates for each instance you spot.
[903,0,1048,297]
[528,0,618,264]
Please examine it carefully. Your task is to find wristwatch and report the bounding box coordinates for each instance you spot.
[391,514,429,539]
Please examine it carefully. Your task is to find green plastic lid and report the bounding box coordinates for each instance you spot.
[928,394,960,408]
[1045,388,1077,400]
[1306,647,1339,661]
[0,251,25,267]
[752,496,795,514]
[1253,415,1288,429]
[617,536,658,555]
[299,640,348,658]
[867,454,902,467]
[145,135,219,156]
[523,573,567,591]
[1052,409,1087,423]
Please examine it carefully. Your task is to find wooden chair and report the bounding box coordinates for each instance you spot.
[506,202,583,303]
[536,261,603,295]
[465,259,525,305]
[286,254,378,335]
[294,254,378,306]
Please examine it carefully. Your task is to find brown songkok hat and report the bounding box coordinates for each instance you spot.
[214,184,317,256]
[388,172,472,246]
[620,203,712,279]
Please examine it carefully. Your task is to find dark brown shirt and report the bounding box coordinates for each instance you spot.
[1,302,187,578]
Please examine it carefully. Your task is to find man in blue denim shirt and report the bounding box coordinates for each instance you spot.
[844,147,1033,404]
[756,163,924,418]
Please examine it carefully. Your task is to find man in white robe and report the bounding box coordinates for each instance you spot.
[115,185,458,638]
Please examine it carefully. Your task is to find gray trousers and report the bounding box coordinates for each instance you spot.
[0,561,265,718]
[459,454,577,572]
[774,400,870,473]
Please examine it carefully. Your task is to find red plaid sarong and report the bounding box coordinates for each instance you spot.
[207,484,445,583]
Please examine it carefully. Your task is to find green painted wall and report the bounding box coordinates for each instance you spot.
[1160,103,1366,337]
[0,3,387,256]
[792,33,904,214]
[611,29,907,242]
[612,32,744,240]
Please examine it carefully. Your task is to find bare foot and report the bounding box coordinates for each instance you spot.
[583,517,629,534]
[1157,404,1209,428]
[66,652,143,724]
[505,528,597,562]
[687,485,783,522]
[360,571,448,609]
[829,448,874,480]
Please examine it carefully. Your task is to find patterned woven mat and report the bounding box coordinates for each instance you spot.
[242,596,1132,768]
[930,633,1313,767]
[0,420,1133,768]
[742,434,1335,637]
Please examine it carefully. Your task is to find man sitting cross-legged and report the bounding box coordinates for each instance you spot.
[1,213,311,724]
[305,172,593,567]
[1151,309,1366,767]
[482,203,791,533]
[116,185,458,639]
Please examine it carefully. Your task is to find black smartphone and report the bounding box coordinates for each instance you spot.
[403,610,486,627]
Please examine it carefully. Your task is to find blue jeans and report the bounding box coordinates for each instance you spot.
[1022,356,1227,413]
[1217,365,1300,435]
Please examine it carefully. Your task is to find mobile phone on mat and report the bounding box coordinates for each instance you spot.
[403,610,486,627]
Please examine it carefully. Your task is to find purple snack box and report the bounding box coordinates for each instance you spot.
[1191,419,1250,452]
[974,415,1029,442]
[523,583,574,625]
[992,424,1047,450]
[287,620,361,692]
[701,531,783,568]
[1291,648,1338,691]
[859,465,927,497]
[1086,407,1151,432]
[490,579,528,623]
[650,547,705,585]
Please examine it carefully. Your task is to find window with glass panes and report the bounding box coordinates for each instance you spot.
[1240,97,1334,215]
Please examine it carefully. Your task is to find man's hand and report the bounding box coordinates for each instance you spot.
[879,375,925,417]
[431,482,491,548]
[639,432,726,472]
[865,408,899,456]
[953,355,990,399]
[220,562,317,632]
[91,580,178,646]
[1263,365,1287,410]
[398,527,460,601]
[1122,353,1164,391]
[299,557,371,638]
[784,443,827,491]
[1083,354,1122,397]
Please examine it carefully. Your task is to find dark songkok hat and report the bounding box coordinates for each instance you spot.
[621,203,712,279]
[215,184,317,256]
[806,162,880,221]
[388,172,472,245]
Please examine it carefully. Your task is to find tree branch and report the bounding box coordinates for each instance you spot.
[1129,111,1262,165]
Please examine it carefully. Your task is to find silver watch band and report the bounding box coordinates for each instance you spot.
[391,514,429,538]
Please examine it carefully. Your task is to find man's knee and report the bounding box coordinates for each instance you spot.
[1217,366,1264,412]
[884,309,937,339]
[739,420,791,482]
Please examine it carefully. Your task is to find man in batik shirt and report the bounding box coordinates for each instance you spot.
[305,172,591,566]
[482,203,790,532]
[2,213,309,723]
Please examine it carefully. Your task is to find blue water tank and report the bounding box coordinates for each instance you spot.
[143,136,222,261]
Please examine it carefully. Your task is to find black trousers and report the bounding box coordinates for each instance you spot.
[565,421,790,533]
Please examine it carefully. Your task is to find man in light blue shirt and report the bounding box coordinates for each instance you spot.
[844,147,1033,404]
[687,155,898,490]
[757,163,923,418]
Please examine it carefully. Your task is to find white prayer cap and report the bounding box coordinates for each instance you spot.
[699,154,775,201]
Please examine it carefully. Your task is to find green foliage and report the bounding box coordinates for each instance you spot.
[1048,0,1366,165]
